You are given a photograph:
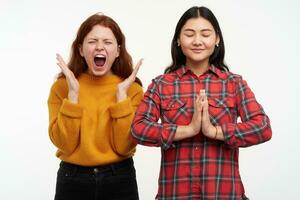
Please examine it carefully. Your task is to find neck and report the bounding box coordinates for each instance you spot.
[79,73,121,85]
[186,59,210,76]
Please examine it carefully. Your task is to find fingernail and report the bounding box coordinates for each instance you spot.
[200,89,206,96]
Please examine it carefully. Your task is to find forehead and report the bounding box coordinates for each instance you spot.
[85,24,116,40]
[182,17,214,31]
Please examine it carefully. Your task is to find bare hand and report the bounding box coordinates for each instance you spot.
[56,53,79,103]
[187,89,205,136]
[116,59,143,102]
[201,91,216,139]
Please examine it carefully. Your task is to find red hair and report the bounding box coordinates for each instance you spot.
[58,14,142,86]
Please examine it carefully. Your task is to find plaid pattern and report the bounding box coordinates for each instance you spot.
[131,65,272,200]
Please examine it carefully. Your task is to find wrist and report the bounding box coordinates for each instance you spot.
[204,125,216,139]
[188,124,200,136]
[174,125,196,141]
[116,90,127,102]
[213,126,218,140]
[68,91,78,104]
[214,125,223,140]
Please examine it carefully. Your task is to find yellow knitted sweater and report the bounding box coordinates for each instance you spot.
[48,73,143,166]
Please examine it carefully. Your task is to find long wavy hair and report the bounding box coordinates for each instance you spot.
[58,13,142,86]
[165,6,228,74]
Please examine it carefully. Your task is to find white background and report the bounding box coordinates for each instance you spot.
[1,0,299,199]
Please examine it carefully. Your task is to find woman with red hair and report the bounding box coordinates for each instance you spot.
[48,13,142,200]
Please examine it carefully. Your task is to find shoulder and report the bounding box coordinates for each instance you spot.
[130,82,143,91]
[220,71,253,93]
[152,72,178,85]
[221,71,243,83]
[128,82,143,96]
[51,77,67,91]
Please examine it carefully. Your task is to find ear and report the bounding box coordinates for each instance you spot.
[79,45,84,57]
[177,39,180,46]
[116,45,120,58]
[216,34,220,46]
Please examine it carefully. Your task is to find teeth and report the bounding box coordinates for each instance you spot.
[95,54,105,58]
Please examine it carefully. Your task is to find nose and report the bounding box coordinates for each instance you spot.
[193,34,202,46]
[96,41,104,50]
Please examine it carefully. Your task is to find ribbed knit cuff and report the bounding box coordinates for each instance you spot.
[60,99,83,118]
[109,98,133,118]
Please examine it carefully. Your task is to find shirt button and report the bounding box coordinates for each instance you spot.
[195,146,199,150]
[93,168,99,173]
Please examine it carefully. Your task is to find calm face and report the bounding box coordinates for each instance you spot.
[178,17,219,68]
[79,25,120,76]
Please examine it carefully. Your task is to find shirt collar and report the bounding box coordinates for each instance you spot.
[175,65,189,78]
[209,65,227,79]
[175,65,226,79]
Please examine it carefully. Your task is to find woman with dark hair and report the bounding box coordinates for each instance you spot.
[132,6,272,199]
[48,13,142,200]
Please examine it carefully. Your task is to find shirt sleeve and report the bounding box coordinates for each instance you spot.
[221,78,272,148]
[48,82,82,155]
[131,78,177,150]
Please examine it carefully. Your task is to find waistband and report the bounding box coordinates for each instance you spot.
[60,157,133,174]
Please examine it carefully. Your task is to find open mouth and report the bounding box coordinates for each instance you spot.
[94,54,106,67]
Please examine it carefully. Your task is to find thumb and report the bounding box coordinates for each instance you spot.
[131,58,143,78]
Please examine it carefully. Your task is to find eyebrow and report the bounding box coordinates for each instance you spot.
[87,37,113,41]
[86,37,99,40]
[201,29,213,32]
[183,28,213,32]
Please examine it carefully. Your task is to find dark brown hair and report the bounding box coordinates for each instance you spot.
[165,6,228,74]
[58,14,142,86]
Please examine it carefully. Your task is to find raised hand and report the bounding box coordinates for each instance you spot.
[201,91,217,139]
[56,53,79,103]
[116,59,143,102]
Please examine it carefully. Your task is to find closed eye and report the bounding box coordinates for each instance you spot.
[202,34,211,37]
[201,30,213,37]
[184,33,194,37]
[104,41,112,45]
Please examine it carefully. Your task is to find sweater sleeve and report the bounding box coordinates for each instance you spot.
[222,78,272,148]
[108,84,143,157]
[48,81,83,155]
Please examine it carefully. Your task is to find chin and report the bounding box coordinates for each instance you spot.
[91,70,107,76]
[192,55,210,62]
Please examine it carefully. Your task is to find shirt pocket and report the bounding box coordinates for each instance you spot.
[161,98,189,124]
[208,97,237,124]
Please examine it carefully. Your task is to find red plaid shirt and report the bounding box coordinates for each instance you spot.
[131,65,272,200]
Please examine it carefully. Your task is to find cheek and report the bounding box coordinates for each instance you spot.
[180,37,193,47]
[107,47,119,57]
[207,45,216,53]
[81,47,93,59]
[204,39,216,49]
[180,41,192,54]
[83,52,93,63]
[202,42,215,54]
